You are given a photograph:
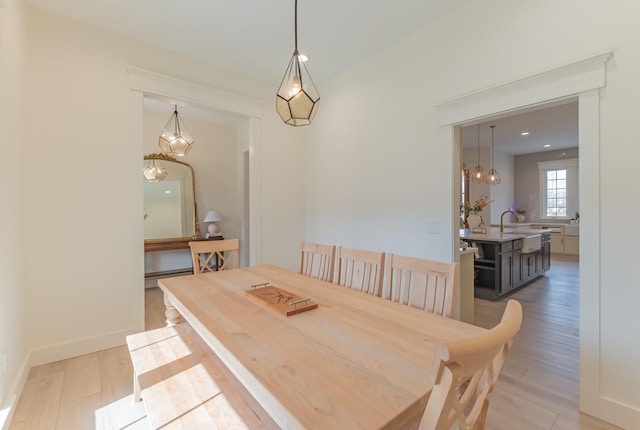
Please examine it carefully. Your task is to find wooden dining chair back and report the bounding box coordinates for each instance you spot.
[382,254,458,318]
[418,299,523,430]
[334,247,385,296]
[189,239,239,274]
[299,241,336,282]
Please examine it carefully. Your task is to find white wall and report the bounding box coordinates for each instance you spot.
[0,0,28,418]
[305,0,640,427]
[23,5,305,372]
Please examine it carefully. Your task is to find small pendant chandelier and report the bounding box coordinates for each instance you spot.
[486,125,501,185]
[158,104,194,157]
[276,0,320,126]
[472,124,485,183]
[143,158,168,183]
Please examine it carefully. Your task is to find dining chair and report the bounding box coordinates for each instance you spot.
[189,238,239,273]
[418,299,523,430]
[299,241,336,282]
[382,254,458,318]
[333,246,385,296]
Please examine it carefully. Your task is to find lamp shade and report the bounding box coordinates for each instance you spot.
[203,210,222,223]
[143,159,168,182]
[276,0,319,126]
[158,105,194,157]
[276,51,320,126]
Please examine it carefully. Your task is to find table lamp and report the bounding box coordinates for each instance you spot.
[203,210,222,238]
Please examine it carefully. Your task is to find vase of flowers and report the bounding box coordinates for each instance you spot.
[461,195,490,228]
[467,213,482,228]
[510,203,528,222]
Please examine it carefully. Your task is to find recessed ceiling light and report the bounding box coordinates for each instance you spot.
[165,190,171,194]
[544,144,551,148]
[521,131,530,136]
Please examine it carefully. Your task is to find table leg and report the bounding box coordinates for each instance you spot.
[164,293,181,326]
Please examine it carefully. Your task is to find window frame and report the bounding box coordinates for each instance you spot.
[538,158,579,220]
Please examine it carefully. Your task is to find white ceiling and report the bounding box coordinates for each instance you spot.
[462,100,579,156]
[28,0,472,85]
[29,0,579,152]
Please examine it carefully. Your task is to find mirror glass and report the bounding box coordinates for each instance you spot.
[143,153,199,240]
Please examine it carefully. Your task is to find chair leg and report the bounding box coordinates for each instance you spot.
[475,399,490,429]
[133,372,141,403]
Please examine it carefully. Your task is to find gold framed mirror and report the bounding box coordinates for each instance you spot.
[143,153,200,251]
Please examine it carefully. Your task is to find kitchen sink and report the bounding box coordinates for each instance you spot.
[522,234,542,253]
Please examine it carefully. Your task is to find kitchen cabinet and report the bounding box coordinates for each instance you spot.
[541,232,551,272]
[461,228,551,301]
[532,224,579,256]
[565,236,579,255]
[550,234,564,253]
[500,240,522,294]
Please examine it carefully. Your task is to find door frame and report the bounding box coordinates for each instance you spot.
[435,51,614,421]
[127,67,264,266]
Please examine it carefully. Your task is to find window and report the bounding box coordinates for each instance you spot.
[545,169,567,217]
[538,158,578,219]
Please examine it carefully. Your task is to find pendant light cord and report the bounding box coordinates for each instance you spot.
[491,125,495,166]
[477,124,480,164]
[174,104,181,135]
[294,0,298,51]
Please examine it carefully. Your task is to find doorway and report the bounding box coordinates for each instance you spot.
[437,51,609,419]
[129,67,263,268]
[459,100,579,231]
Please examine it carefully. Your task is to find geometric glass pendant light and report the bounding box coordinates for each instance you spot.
[276,0,320,126]
[472,124,485,183]
[486,125,501,185]
[143,158,168,183]
[158,104,194,157]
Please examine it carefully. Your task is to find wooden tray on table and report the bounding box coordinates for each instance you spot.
[245,283,318,316]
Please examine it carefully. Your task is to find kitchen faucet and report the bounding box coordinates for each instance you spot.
[500,210,519,233]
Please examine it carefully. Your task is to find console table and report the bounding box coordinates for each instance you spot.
[144,235,223,252]
[144,236,225,280]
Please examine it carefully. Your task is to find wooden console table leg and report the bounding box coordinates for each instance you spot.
[163,293,181,326]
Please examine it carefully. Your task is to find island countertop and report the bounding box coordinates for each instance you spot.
[460,227,551,242]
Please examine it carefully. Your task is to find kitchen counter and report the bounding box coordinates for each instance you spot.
[461,227,551,242]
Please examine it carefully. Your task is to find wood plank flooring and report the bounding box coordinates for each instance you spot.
[8,259,624,429]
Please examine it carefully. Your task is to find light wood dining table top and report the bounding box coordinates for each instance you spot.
[158,264,486,429]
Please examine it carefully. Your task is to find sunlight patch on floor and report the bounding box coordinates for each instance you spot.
[94,394,147,430]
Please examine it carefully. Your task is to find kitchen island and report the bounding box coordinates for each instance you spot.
[461,227,551,301]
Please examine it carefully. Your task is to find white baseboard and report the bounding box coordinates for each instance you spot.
[1,352,30,430]
[1,324,145,429]
[29,326,143,367]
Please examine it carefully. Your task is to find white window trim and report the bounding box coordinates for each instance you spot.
[538,158,579,219]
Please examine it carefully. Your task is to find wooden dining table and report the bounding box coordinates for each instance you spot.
[158,264,486,429]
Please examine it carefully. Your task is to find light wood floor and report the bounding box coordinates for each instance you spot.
[8,259,624,429]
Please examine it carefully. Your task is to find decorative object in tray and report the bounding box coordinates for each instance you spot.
[246,283,318,316]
